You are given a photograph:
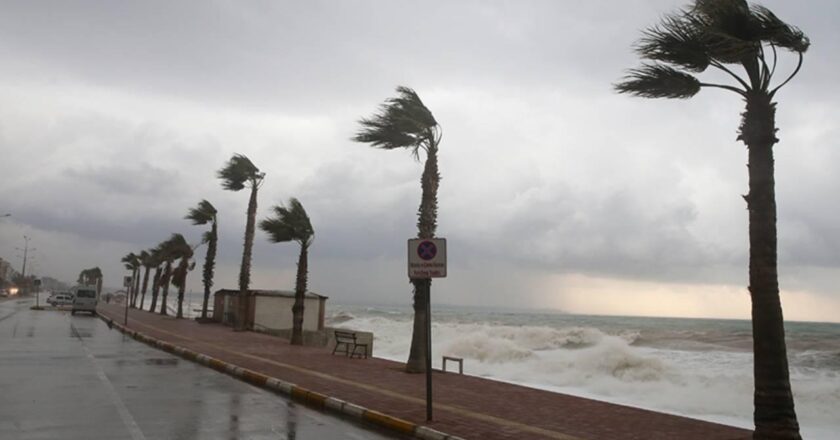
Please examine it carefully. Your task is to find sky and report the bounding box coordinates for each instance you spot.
[1,1,838,322]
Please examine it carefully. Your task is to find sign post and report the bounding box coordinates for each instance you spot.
[408,238,447,422]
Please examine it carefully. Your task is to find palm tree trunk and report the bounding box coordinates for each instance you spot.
[159,261,172,316]
[139,266,151,309]
[290,245,308,346]
[176,277,185,318]
[202,222,217,320]
[149,267,162,312]
[131,268,141,307]
[406,144,440,373]
[128,269,135,307]
[740,91,800,439]
[237,183,258,330]
[176,258,188,319]
[406,280,429,372]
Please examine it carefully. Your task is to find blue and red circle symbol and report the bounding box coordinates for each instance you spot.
[417,240,437,261]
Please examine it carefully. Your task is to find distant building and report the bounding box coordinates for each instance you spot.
[213,289,327,332]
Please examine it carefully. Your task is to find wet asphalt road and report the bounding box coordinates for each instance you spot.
[0,296,399,439]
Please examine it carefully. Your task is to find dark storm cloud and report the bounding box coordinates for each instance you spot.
[2,0,839,316]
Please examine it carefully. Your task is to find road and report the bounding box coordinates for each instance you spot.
[0,296,400,439]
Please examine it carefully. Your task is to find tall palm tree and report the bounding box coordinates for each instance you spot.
[138,250,153,310]
[354,86,442,373]
[615,1,808,437]
[166,234,195,319]
[148,249,165,313]
[259,198,314,346]
[132,256,142,307]
[156,237,180,316]
[185,200,218,320]
[218,154,265,331]
[121,253,140,307]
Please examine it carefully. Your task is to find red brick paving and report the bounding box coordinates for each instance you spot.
[99,304,752,440]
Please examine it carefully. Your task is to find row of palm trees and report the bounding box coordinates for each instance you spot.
[117,155,315,345]
[121,233,194,318]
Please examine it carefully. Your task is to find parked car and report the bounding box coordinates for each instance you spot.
[48,293,74,307]
[71,287,97,315]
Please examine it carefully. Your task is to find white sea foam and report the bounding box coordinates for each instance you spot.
[330,308,840,440]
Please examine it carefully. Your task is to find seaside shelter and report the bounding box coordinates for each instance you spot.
[213,289,327,332]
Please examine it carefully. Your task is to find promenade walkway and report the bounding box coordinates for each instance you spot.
[98,303,752,440]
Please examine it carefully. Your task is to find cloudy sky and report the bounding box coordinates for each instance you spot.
[1,1,838,322]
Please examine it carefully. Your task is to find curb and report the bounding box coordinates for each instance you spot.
[98,313,464,440]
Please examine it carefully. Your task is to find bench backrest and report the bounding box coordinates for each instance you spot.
[334,330,357,343]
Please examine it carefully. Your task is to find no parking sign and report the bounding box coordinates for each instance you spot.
[407,238,447,278]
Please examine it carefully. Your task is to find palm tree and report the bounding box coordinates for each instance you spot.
[132,256,142,307]
[218,154,265,330]
[354,86,442,373]
[138,250,153,309]
[155,237,180,316]
[148,249,164,313]
[185,200,218,320]
[615,1,808,437]
[259,198,314,345]
[78,267,104,299]
[121,253,140,307]
[166,234,195,319]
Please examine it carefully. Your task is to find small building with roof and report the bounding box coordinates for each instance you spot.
[213,289,327,332]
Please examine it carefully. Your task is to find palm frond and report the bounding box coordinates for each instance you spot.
[615,64,701,99]
[259,198,314,246]
[692,0,753,39]
[637,14,710,72]
[185,199,217,225]
[353,86,439,159]
[751,5,809,53]
[685,0,760,64]
[217,154,261,191]
[201,230,214,245]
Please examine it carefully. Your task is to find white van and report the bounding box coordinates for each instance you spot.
[71,286,98,315]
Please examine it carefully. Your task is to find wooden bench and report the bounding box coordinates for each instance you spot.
[442,356,464,374]
[332,330,368,359]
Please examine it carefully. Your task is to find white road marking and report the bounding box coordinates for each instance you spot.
[74,323,147,440]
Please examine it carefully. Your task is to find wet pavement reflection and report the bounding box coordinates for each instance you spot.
[0,297,401,439]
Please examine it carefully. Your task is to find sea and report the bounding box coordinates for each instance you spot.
[324,303,840,439]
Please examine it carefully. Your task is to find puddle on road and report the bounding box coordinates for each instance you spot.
[70,329,92,338]
[145,358,179,366]
[113,358,180,367]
